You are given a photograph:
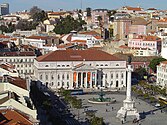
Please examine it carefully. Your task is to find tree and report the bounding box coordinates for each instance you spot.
[30,6,48,22]
[149,57,166,73]
[134,67,147,79]
[86,7,91,17]
[90,116,105,125]
[16,20,37,30]
[53,15,86,34]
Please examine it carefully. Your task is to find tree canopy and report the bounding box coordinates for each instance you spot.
[149,57,166,73]
[0,22,15,33]
[30,6,47,22]
[53,15,86,35]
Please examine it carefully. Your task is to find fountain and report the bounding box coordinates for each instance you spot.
[88,89,116,104]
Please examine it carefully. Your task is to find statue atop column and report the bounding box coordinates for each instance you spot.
[128,56,132,65]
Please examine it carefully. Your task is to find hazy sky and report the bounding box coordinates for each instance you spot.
[2,0,167,12]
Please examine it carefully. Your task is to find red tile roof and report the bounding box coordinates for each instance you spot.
[94,35,103,40]
[36,49,123,62]
[0,63,17,73]
[0,109,33,125]
[125,6,142,11]
[57,43,75,49]
[0,51,35,56]
[71,40,87,43]
[0,35,10,39]
[0,76,27,90]
[79,31,100,36]
[26,35,48,40]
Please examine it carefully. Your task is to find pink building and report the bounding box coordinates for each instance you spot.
[128,35,162,55]
[129,17,147,35]
[91,9,109,27]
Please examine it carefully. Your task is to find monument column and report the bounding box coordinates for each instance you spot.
[117,56,139,122]
[126,65,132,101]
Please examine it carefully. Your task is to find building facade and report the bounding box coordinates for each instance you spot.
[0,3,9,15]
[157,61,167,88]
[128,36,162,55]
[34,50,127,90]
[0,52,36,78]
[113,18,131,39]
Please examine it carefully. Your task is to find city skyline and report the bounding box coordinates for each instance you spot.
[3,0,167,12]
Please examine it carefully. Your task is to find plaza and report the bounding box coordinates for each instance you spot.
[71,92,167,125]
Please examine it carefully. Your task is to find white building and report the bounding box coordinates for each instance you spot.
[61,31,103,48]
[157,61,167,88]
[0,52,36,78]
[34,49,126,90]
[161,38,167,59]
[0,76,37,119]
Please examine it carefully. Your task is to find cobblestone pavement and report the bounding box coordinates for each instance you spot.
[72,93,167,125]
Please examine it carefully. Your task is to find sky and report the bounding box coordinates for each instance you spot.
[1,0,167,12]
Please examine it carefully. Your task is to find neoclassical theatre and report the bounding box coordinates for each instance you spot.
[34,49,127,89]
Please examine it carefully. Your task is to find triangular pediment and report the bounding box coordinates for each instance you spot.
[73,63,97,71]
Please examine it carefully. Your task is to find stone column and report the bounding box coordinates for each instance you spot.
[103,74,105,87]
[76,72,78,88]
[126,65,133,101]
[85,72,88,88]
[70,72,73,89]
[90,72,93,88]
[81,72,83,88]
[95,72,97,88]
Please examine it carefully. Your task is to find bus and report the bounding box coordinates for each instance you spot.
[69,89,84,95]
[158,96,167,105]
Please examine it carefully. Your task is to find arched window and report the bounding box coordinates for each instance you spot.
[58,74,60,80]
[67,74,69,80]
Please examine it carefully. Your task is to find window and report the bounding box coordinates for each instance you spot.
[62,65,65,67]
[67,74,69,80]
[57,65,60,67]
[121,81,123,84]
[51,75,54,80]
[58,74,60,80]
[67,65,70,67]
[40,75,42,80]
[46,75,48,80]
[116,64,119,66]
[116,73,118,78]
[111,73,113,79]
[58,82,60,86]
[121,73,123,78]
[67,82,69,87]
[62,82,64,87]
[105,64,108,66]
[62,74,64,80]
